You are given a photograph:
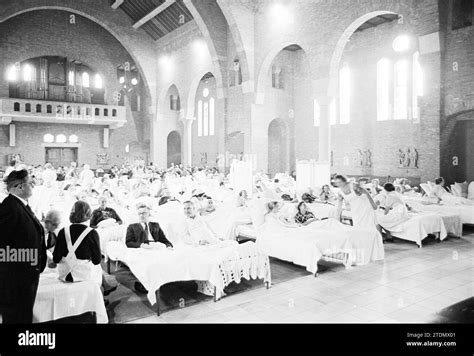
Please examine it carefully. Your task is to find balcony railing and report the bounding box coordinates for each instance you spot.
[0,98,126,129]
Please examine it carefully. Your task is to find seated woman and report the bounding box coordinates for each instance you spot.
[376,183,410,242]
[432,177,474,206]
[90,196,123,228]
[53,200,102,285]
[319,185,336,203]
[295,202,318,226]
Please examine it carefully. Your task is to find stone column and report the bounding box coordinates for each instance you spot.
[180,111,195,166]
[318,95,331,163]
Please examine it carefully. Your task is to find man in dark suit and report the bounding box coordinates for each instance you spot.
[126,203,173,249]
[0,169,46,324]
[126,203,172,294]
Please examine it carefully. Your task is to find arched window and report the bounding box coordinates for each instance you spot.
[339,64,351,124]
[36,104,42,113]
[46,105,52,114]
[412,52,423,120]
[203,102,209,136]
[95,108,100,116]
[112,109,117,117]
[170,95,180,111]
[66,106,72,116]
[14,102,20,112]
[95,74,103,89]
[77,106,81,116]
[25,103,31,112]
[68,70,75,86]
[197,100,203,137]
[104,108,108,116]
[56,105,63,115]
[394,60,408,120]
[209,98,215,136]
[377,58,391,121]
[82,72,90,88]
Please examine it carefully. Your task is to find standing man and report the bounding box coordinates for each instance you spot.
[0,169,46,324]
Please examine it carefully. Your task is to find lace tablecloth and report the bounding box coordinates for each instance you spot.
[107,240,270,304]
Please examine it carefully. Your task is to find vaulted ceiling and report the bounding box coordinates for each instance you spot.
[111,0,194,40]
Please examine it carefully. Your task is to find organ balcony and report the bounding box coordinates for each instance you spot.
[0,98,126,129]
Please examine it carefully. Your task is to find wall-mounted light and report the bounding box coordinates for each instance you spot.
[393,35,411,53]
[131,78,138,86]
[119,76,125,84]
[6,65,18,82]
[69,134,78,143]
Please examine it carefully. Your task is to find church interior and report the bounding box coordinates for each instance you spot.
[0,0,473,326]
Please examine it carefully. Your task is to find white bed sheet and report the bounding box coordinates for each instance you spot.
[106,240,270,305]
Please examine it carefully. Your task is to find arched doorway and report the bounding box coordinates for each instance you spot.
[167,131,181,167]
[268,118,288,177]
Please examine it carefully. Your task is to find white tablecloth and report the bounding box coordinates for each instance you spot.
[107,241,270,305]
[33,268,108,324]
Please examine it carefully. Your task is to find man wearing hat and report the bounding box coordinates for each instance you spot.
[0,169,46,323]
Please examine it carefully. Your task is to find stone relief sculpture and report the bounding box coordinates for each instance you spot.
[398,148,418,168]
[356,149,372,167]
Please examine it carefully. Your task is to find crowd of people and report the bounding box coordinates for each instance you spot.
[0,157,471,324]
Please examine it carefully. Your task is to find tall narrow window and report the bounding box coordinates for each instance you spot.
[377,58,391,121]
[68,70,75,86]
[329,98,337,125]
[339,64,351,124]
[209,98,215,136]
[197,100,203,137]
[82,72,90,88]
[394,60,408,120]
[203,102,209,136]
[412,52,423,120]
[95,74,103,89]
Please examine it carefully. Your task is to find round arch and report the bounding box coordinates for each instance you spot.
[0,6,154,102]
[327,10,401,97]
[157,84,182,120]
[268,118,289,177]
[185,71,215,121]
[167,130,182,167]
[255,41,308,105]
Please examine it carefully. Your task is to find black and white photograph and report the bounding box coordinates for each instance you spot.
[0,0,473,354]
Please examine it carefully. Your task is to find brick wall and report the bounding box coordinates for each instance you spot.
[0,10,147,168]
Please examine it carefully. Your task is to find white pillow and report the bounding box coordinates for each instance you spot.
[451,184,461,197]
[468,182,474,200]
[454,182,468,198]
[420,183,434,198]
[248,198,271,227]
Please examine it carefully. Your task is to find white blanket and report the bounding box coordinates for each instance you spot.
[255,217,383,274]
[403,196,474,225]
[106,240,270,305]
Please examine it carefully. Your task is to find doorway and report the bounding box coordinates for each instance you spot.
[167,131,182,167]
[45,147,78,168]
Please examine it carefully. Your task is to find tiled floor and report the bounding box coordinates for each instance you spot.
[128,231,474,324]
